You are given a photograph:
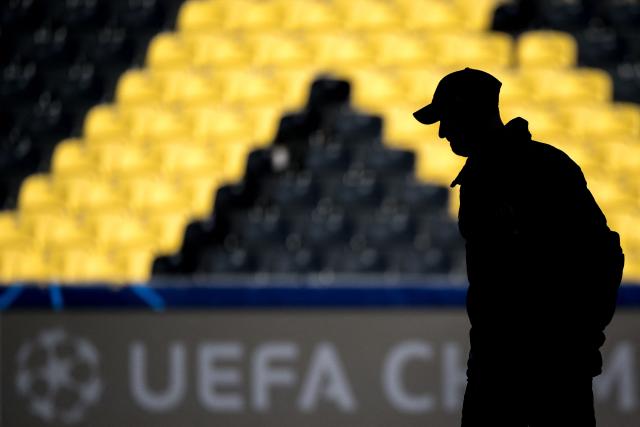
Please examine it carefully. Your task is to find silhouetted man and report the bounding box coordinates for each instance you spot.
[413,68,625,426]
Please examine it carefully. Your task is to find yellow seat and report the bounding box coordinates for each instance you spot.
[161,69,220,106]
[54,175,124,214]
[84,105,129,141]
[430,32,514,69]
[151,141,219,177]
[602,136,640,174]
[280,0,340,31]
[246,32,313,67]
[176,0,222,33]
[560,103,640,139]
[244,104,283,144]
[189,32,251,68]
[336,0,400,31]
[89,141,155,176]
[113,247,154,283]
[365,31,436,67]
[525,68,613,104]
[146,32,192,69]
[0,247,49,283]
[398,67,452,106]
[49,245,116,284]
[272,67,317,110]
[307,32,373,72]
[178,174,222,218]
[115,69,161,107]
[0,213,31,247]
[349,68,405,111]
[381,103,441,148]
[86,209,156,252]
[18,211,88,249]
[415,141,466,187]
[189,105,253,144]
[51,139,96,176]
[216,69,283,106]
[18,174,64,213]
[127,105,191,142]
[215,143,253,182]
[146,211,190,254]
[453,0,502,31]
[116,174,188,214]
[517,30,578,68]
[398,0,464,31]
[490,69,534,104]
[587,174,628,212]
[222,0,283,31]
[499,102,565,141]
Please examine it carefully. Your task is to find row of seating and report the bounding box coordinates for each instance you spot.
[175,0,499,33]
[145,29,586,71]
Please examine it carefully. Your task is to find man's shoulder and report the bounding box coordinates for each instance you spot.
[524,139,586,184]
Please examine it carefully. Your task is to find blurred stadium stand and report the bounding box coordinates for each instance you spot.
[0,0,639,287]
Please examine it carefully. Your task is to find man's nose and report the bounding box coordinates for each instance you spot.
[438,121,448,139]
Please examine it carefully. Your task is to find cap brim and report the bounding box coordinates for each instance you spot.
[413,104,440,124]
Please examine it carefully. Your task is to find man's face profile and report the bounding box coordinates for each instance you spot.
[438,103,475,158]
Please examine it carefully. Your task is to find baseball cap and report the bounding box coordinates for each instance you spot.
[413,67,502,125]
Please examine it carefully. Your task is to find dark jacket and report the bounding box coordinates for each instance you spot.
[451,117,624,376]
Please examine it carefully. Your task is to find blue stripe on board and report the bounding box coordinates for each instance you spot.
[49,284,64,311]
[0,284,24,310]
[130,286,166,311]
[1,283,639,310]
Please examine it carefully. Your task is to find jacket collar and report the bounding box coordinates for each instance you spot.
[450,117,531,188]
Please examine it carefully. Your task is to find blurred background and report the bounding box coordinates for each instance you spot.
[0,0,639,426]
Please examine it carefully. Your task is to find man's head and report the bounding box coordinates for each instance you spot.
[413,68,503,157]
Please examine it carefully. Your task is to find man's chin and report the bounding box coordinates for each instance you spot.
[449,141,470,157]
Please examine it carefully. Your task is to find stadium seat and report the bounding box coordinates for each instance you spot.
[365,31,434,67]
[575,27,622,67]
[89,141,155,176]
[517,30,578,68]
[281,0,340,31]
[50,139,95,176]
[307,32,373,72]
[117,174,188,214]
[523,68,613,104]
[247,32,313,67]
[18,174,63,213]
[0,246,49,283]
[560,103,640,139]
[146,211,191,255]
[115,69,161,106]
[222,0,283,31]
[429,32,514,69]
[18,211,88,248]
[49,245,115,284]
[176,0,221,33]
[54,175,124,214]
[349,68,405,111]
[216,69,283,106]
[83,105,129,141]
[178,174,222,218]
[188,32,251,68]
[398,0,463,31]
[146,32,191,69]
[160,69,220,106]
[336,0,400,31]
[127,105,190,142]
[113,247,155,283]
[189,105,252,143]
[86,208,155,252]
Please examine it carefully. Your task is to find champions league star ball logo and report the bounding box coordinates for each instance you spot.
[15,328,102,424]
